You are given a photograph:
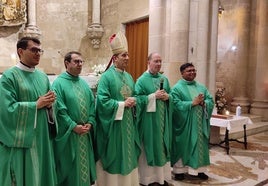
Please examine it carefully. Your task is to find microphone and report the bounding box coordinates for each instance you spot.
[160,78,164,90]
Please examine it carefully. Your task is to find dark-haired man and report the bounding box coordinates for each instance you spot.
[170,63,214,181]
[52,51,96,186]
[0,37,57,186]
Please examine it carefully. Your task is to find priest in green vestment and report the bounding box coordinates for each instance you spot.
[135,52,172,186]
[52,51,96,186]
[170,63,214,181]
[0,37,57,186]
[95,31,141,186]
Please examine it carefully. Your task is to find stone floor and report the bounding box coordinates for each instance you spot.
[167,131,268,186]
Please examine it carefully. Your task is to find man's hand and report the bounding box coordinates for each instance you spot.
[125,97,136,108]
[73,124,92,135]
[155,90,169,101]
[192,93,204,106]
[37,90,56,109]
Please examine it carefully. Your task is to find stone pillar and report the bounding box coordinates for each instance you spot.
[187,0,219,143]
[208,0,219,95]
[250,0,268,121]
[210,0,221,144]
[148,0,166,54]
[19,0,41,39]
[87,0,104,49]
[188,0,210,85]
[149,0,190,86]
[230,0,251,113]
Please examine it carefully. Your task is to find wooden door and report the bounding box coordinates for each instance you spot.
[125,18,149,82]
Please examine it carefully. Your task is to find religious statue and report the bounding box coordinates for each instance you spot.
[0,0,26,26]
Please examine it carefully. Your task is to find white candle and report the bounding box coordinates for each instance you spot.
[226,110,230,115]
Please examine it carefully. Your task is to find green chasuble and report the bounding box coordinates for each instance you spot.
[170,79,214,169]
[135,72,173,166]
[96,66,141,175]
[52,72,96,186]
[0,66,57,186]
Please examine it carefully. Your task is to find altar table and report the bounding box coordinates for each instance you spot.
[210,116,253,154]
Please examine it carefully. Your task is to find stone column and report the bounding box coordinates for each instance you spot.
[148,0,166,54]
[208,0,219,95]
[87,0,104,49]
[188,0,210,85]
[250,0,268,121]
[230,0,251,113]
[19,0,41,39]
[149,0,190,86]
[195,0,219,143]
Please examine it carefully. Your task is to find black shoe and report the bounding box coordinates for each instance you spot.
[162,181,174,186]
[186,174,200,180]
[173,173,185,181]
[198,173,209,180]
[148,182,161,186]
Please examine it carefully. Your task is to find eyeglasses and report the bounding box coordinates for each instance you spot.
[185,69,197,73]
[71,59,84,65]
[27,47,44,55]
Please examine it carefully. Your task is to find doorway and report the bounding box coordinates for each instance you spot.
[125,18,149,82]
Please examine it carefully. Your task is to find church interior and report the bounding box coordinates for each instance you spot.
[0,0,267,185]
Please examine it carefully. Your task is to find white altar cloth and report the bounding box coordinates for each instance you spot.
[210,116,253,154]
[210,116,253,131]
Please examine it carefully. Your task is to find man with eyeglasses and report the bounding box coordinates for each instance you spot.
[170,62,214,181]
[52,51,96,186]
[0,37,57,186]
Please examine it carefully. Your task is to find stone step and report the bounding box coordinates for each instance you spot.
[242,113,262,123]
[220,121,268,140]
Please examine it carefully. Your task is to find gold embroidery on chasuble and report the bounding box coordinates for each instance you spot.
[117,72,134,169]
[152,77,166,161]
[197,106,204,164]
[13,70,29,147]
[126,108,134,169]
[73,82,89,183]
[120,83,132,100]
[152,78,161,90]
[159,101,166,161]
[79,135,89,183]
[187,84,204,164]
[117,71,131,99]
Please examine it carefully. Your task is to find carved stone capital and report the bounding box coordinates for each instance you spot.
[87,23,104,49]
[19,25,42,39]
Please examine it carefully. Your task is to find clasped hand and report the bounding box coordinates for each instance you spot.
[37,90,56,109]
[192,93,205,106]
[124,97,136,108]
[73,124,92,135]
[155,90,169,101]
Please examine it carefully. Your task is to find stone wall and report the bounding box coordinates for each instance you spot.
[0,0,149,75]
[217,0,252,107]
[1,0,267,118]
